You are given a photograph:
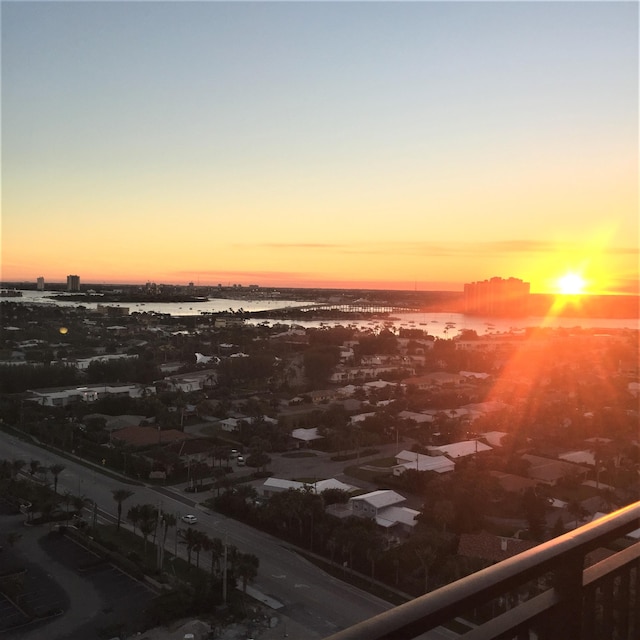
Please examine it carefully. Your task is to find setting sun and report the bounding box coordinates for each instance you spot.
[557,273,586,295]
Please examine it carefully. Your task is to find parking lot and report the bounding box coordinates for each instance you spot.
[0,520,156,640]
[0,523,69,635]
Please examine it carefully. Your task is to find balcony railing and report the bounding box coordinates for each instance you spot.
[325,501,640,640]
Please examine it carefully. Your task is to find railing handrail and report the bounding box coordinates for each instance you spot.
[325,501,640,640]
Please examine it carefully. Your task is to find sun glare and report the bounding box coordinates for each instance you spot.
[557,273,586,295]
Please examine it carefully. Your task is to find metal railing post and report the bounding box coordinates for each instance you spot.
[553,549,584,638]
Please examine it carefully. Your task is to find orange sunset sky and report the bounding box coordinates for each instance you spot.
[2,2,638,294]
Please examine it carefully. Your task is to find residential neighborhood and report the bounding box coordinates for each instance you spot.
[0,298,638,637]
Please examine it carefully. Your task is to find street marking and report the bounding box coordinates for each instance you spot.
[294,583,310,589]
[272,574,286,579]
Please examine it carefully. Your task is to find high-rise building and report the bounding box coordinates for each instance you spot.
[36,277,45,291]
[464,277,530,316]
[67,274,80,292]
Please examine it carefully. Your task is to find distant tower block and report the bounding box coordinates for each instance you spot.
[66,274,80,292]
[464,277,530,316]
[36,276,45,291]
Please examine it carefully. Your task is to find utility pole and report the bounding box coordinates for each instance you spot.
[222,530,228,604]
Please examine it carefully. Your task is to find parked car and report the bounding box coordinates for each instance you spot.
[181,514,198,524]
[236,456,245,466]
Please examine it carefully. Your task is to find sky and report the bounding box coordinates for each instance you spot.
[2,1,638,294]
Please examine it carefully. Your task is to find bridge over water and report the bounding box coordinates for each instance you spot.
[285,302,420,314]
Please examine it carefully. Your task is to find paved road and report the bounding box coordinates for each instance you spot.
[0,432,393,638]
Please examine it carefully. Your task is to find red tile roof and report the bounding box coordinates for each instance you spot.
[458,532,537,563]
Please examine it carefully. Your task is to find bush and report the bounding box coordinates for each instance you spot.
[143,590,194,627]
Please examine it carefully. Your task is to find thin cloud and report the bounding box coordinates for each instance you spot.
[225,239,638,258]
[172,269,309,279]
[232,243,340,250]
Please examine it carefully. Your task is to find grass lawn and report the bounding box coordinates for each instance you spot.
[345,466,391,483]
[364,456,398,467]
[282,451,317,458]
[296,550,410,607]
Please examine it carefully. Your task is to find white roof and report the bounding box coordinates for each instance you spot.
[364,380,397,389]
[314,478,355,493]
[459,371,490,379]
[462,401,506,414]
[395,455,455,474]
[263,477,354,494]
[481,431,508,447]
[337,385,358,396]
[559,450,595,466]
[291,427,323,441]
[430,440,492,458]
[350,490,405,509]
[423,408,470,419]
[350,412,376,423]
[376,506,420,528]
[263,478,303,491]
[398,411,434,423]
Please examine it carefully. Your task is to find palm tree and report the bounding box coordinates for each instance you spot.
[61,490,74,516]
[49,463,66,494]
[206,536,224,577]
[192,530,208,569]
[138,504,158,555]
[127,504,142,535]
[72,495,92,525]
[10,459,25,480]
[29,459,41,477]
[179,527,200,568]
[112,488,134,532]
[161,512,177,558]
[235,552,259,601]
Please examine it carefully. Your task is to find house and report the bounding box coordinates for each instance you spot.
[162,369,218,392]
[462,401,507,419]
[350,412,377,424]
[330,364,415,384]
[262,477,355,498]
[307,389,339,404]
[459,371,491,380]
[291,427,324,445]
[522,454,590,485]
[219,417,241,432]
[347,490,419,539]
[349,490,406,518]
[402,372,464,389]
[28,383,155,407]
[558,450,596,466]
[490,471,540,495]
[481,431,509,447]
[393,450,455,475]
[398,411,434,424]
[429,439,492,459]
[458,532,537,564]
[375,506,421,536]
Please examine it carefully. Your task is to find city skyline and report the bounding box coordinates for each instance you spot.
[2,1,638,295]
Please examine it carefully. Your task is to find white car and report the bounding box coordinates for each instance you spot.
[181,514,197,525]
